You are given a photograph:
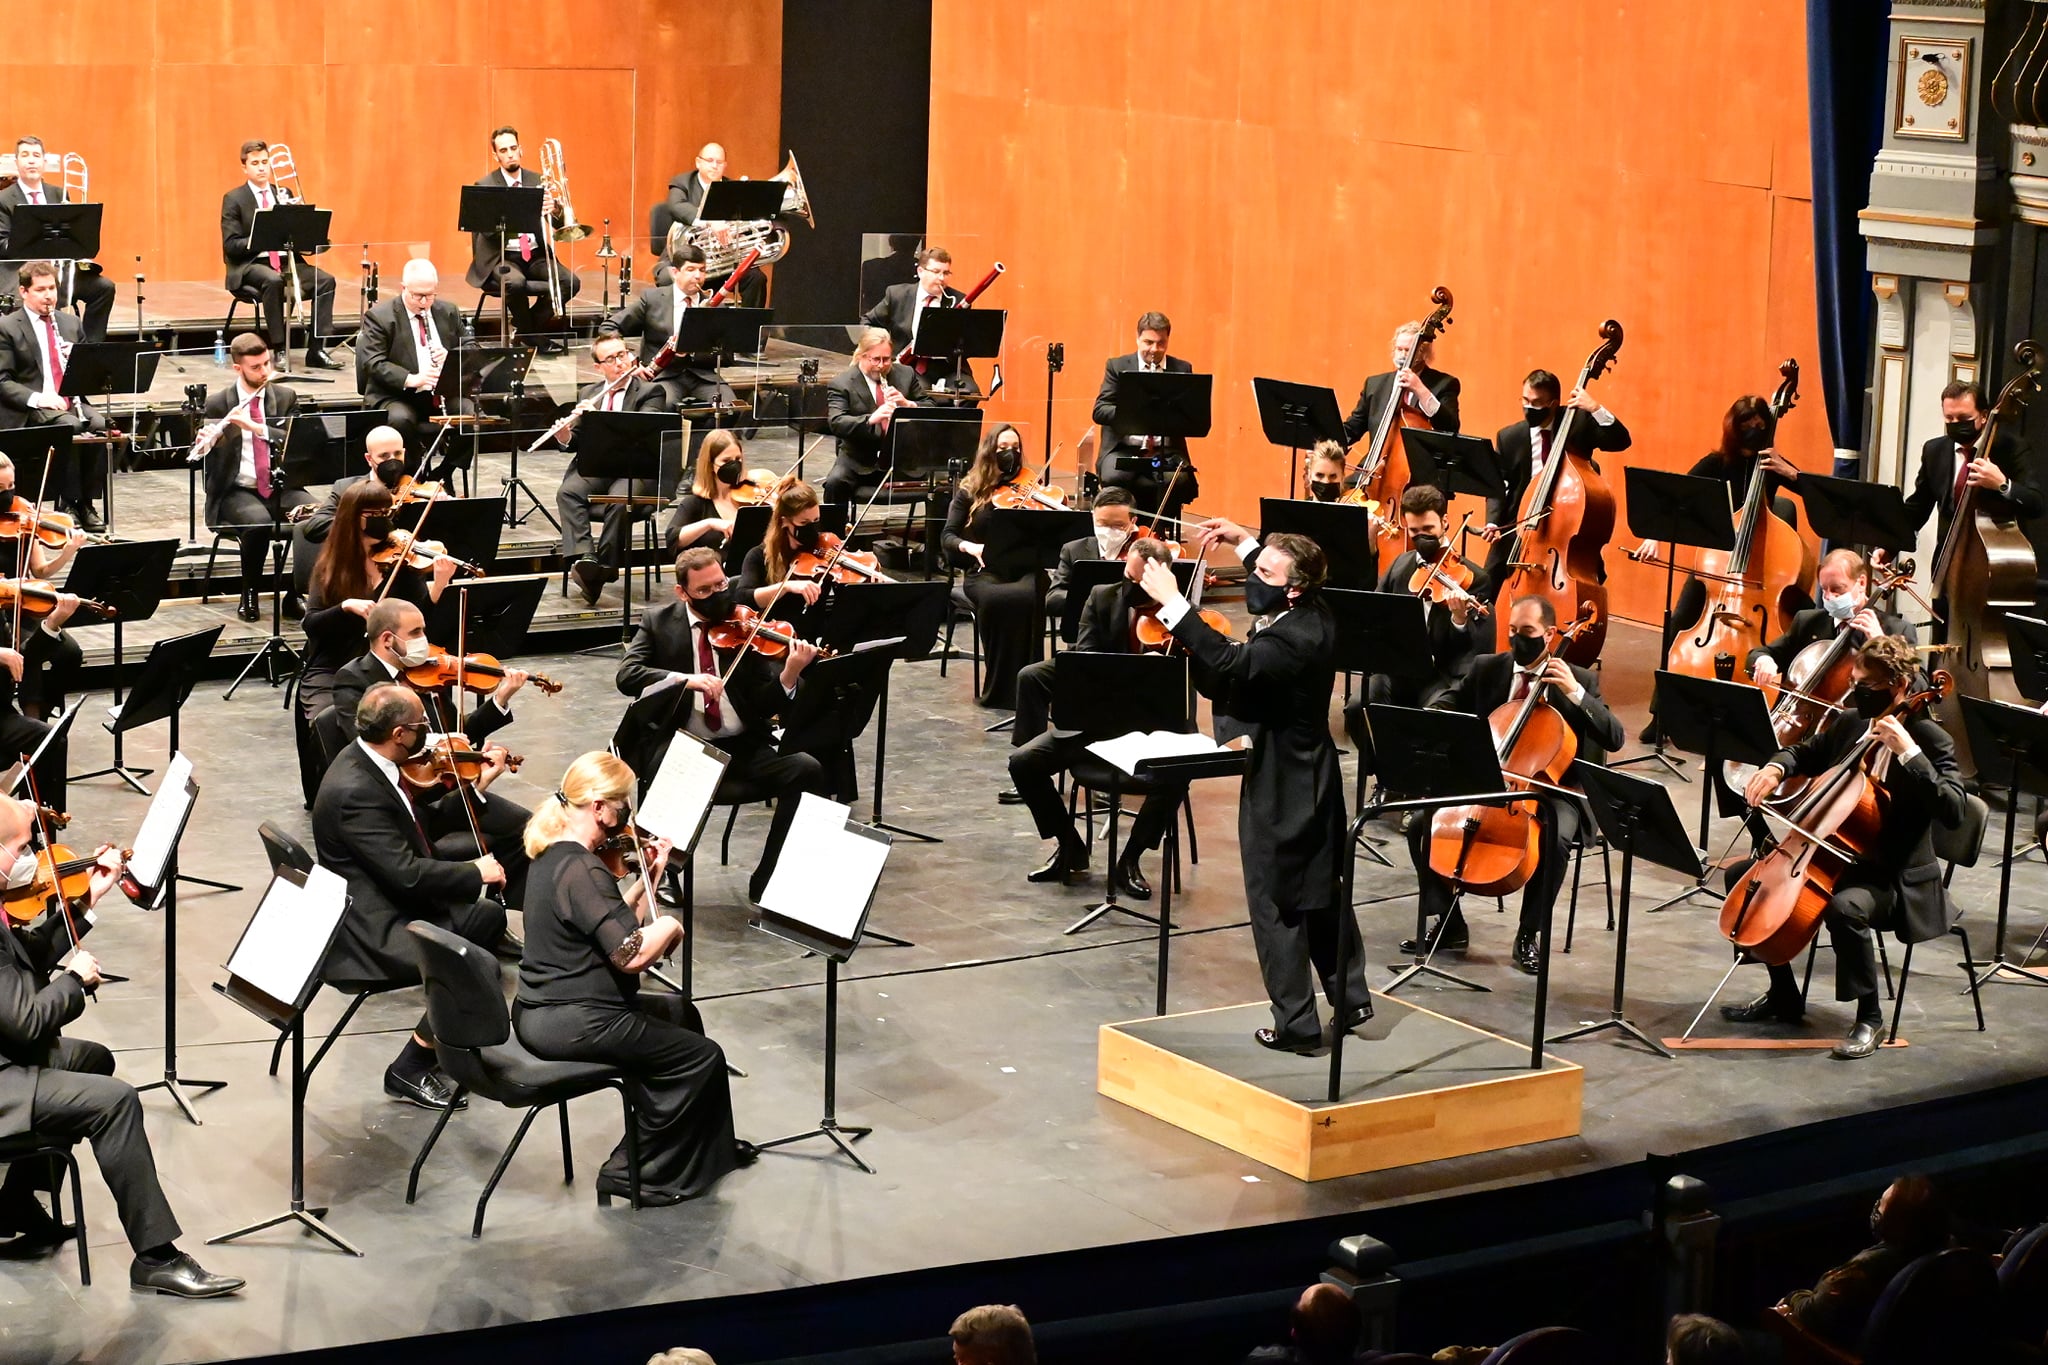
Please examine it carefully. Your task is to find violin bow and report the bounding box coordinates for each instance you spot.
[20,764,93,994]
[455,584,469,737]
[374,487,440,604]
[423,689,500,904]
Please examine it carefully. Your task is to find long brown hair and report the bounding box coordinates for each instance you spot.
[311,481,394,606]
[1716,395,1775,460]
[690,429,745,501]
[961,423,1025,515]
[763,479,820,583]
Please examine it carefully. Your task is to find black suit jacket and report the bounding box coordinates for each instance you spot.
[331,652,512,749]
[600,286,721,385]
[312,741,487,984]
[0,307,97,431]
[0,908,91,1137]
[355,298,465,408]
[0,181,69,277]
[1047,533,1104,596]
[1490,409,1634,531]
[220,181,308,288]
[465,168,560,288]
[662,171,711,241]
[562,374,671,455]
[863,281,965,351]
[200,381,300,524]
[1746,607,1916,677]
[299,472,371,549]
[1092,353,1197,470]
[1076,580,1145,652]
[614,599,796,760]
[1432,651,1625,765]
[824,363,931,473]
[1772,709,1966,944]
[1341,365,1461,448]
[1377,549,1489,683]
[1903,431,2043,547]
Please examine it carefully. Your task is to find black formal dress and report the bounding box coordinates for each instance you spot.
[1480,408,1632,601]
[465,168,579,334]
[1745,606,1917,678]
[1405,652,1624,941]
[0,305,108,512]
[1168,556,1363,1043]
[1342,550,1490,775]
[0,181,115,341]
[1092,354,1199,525]
[295,566,431,807]
[656,171,769,306]
[289,471,374,596]
[822,362,931,507]
[1339,364,1461,448]
[943,488,1045,708]
[863,282,978,392]
[554,375,673,569]
[220,181,337,353]
[663,491,730,556]
[198,381,316,584]
[0,911,181,1255]
[514,840,738,1202]
[0,537,81,724]
[1903,430,2044,644]
[354,297,466,456]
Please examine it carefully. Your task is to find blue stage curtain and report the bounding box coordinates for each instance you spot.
[1807,0,1893,474]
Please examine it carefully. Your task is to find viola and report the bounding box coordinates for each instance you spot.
[703,605,838,660]
[1426,608,1600,896]
[729,479,771,506]
[401,737,523,790]
[1407,525,1488,617]
[0,500,84,550]
[1719,671,1953,966]
[1352,286,1453,547]
[790,531,892,585]
[4,843,133,924]
[989,477,1069,512]
[1494,321,1621,666]
[373,528,485,578]
[403,644,563,697]
[0,578,115,621]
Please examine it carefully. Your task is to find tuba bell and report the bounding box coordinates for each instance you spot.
[771,151,814,229]
[541,137,593,243]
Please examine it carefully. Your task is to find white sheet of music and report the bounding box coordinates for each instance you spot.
[227,865,348,1006]
[760,794,889,943]
[128,751,196,891]
[1085,730,1227,777]
[635,732,728,852]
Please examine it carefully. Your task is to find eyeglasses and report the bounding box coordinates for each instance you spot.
[594,351,629,364]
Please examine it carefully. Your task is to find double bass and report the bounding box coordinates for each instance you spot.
[1495,322,1622,666]
[1663,360,1816,686]
[1351,287,1453,546]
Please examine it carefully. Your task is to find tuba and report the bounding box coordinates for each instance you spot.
[540,138,592,243]
[672,151,812,275]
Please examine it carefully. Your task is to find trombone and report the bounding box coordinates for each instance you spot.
[538,138,591,324]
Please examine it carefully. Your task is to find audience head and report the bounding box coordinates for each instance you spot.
[1873,1174,1948,1255]
[648,1351,717,1365]
[1665,1313,1745,1365]
[949,1305,1035,1365]
[1289,1283,1361,1365]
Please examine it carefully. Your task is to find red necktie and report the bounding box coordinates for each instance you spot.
[695,624,724,729]
[1511,670,1532,702]
[250,394,272,498]
[402,783,433,854]
[1954,445,1976,507]
[28,188,41,205]
[259,188,281,271]
[41,315,64,400]
[416,312,431,350]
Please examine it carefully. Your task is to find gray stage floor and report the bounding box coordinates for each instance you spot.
[4,616,2046,1365]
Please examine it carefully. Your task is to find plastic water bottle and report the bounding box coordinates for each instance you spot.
[212,330,226,366]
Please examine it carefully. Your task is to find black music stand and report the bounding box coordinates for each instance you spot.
[698,179,786,223]
[457,184,544,340]
[393,495,504,581]
[722,504,772,575]
[3,203,101,266]
[124,752,226,1122]
[107,625,239,894]
[1550,761,1701,1058]
[58,342,159,529]
[979,508,1092,582]
[1957,697,2048,989]
[808,579,949,844]
[1325,588,1436,864]
[1615,468,1737,779]
[576,409,680,646]
[1644,671,1780,913]
[0,426,69,504]
[65,537,179,791]
[1058,561,1196,645]
[247,204,332,371]
[912,307,1005,396]
[1798,473,1917,553]
[1130,745,1247,1013]
[1260,498,1381,589]
[1109,370,1213,444]
[1251,377,1342,500]
[425,574,544,655]
[1402,429,1510,511]
[887,406,983,482]
[673,306,774,366]
[421,343,527,488]
[283,408,348,491]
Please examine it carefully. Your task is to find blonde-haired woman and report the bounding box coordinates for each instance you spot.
[514,752,754,1203]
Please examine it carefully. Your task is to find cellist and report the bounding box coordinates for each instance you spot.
[1402,594,1623,975]
[1479,369,1632,601]
[1899,380,2043,639]
[1724,635,1967,1060]
[1747,549,1916,689]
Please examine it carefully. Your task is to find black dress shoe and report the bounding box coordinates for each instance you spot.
[1027,845,1088,884]
[571,557,606,606]
[1254,1027,1320,1054]
[1720,992,1805,1025]
[534,337,569,357]
[1637,718,1660,745]
[1333,1003,1374,1034]
[282,592,305,621]
[1512,930,1541,975]
[996,787,1023,805]
[235,589,261,623]
[1399,914,1469,958]
[130,1250,245,1298]
[1112,854,1152,901]
[1831,1020,1882,1060]
[383,1067,467,1110]
[0,1200,75,1255]
[302,349,343,370]
[75,505,104,533]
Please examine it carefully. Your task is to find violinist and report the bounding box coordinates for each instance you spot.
[193,333,316,623]
[1403,595,1623,975]
[1342,484,1490,779]
[0,587,78,813]
[556,334,674,607]
[514,752,752,1206]
[1747,550,1915,688]
[734,478,828,617]
[1339,320,1461,448]
[1009,537,1184,899]
[613,547,829,904]
[1479,369,1631,600]
[0,450,85,720]
[1134,522,1368,1053]
[1725,635,1967,1060]
[602,243,740,420]
[822,327,928,509]
[312,682,509,1110]
[1092,311,1199,529]
[665,429,770,556]
[289,423,408,598]
[1044,487,1137,624]
[1900,380,2043,637]
[945,423,1049,709]
[0,797,247,1297]
[1304,442,1350,502]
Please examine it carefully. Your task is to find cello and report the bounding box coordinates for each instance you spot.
[1932,339,2043,761]
[1351,287,1454,546]
[1495,321,1622,666]
[1662,360,1816,686]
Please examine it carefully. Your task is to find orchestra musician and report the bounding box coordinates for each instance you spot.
[220,140,339,370]
[1303,441,1350,502]
[1402,594,1624,975]
[1134,522,1368,1052]
[733,477,828,617]
[1044,487,1137,625]
[658,143,768,307]
[0,260,109,531]
[288,423,409,597]
[945,423,1050,709]
[863,246,978,393]
[1092,311,1199,529]
[0,137,115,343]
[1725,635,1967,1060]
[0,580,79,813]
[1898,380,2043,637]
[557,334,673,607]
[193,333,315,623]
[1010,536,1185,900]
[613,547,829,904]
[466,126,578,350]
[1339,320,1461,448]
[1747,549,1916,688]
[1480,368,1632,600]
[822,327,928,509]
[312,681,509,1111]
[664,429,771,556]
[1341,484,1490,779]
[355,259,465,460]
[515,752,752,1205]
[0,450,86,721]
[0,798,246,1297]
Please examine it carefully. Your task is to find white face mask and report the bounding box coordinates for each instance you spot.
[1820,590,1856,624]
[396,635,434,668]
[4,849,38,891]
[1096,526,1128,556]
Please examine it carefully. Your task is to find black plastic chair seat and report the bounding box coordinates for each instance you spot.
[438,1037,616,1111]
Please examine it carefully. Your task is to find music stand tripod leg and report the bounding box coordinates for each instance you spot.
[1546,845,1673,1058]
[1613,556,1690,779]
[1382,890,1491,994]
[1065,794,1163,934]
[207,1018,364,1255]
[866,672,942,844]
[71,620,153,794]
[224,540,300,699]
[1970,761,2048,990]
[753,959,874,1174]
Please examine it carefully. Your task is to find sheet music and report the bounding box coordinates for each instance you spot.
[226,865,348,1006]
[760,795,889,943]
[128,751,196,891]
[1086,730,1227,777]
[635,732,728,850]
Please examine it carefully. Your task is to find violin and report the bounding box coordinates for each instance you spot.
[0,578,114,621]
[729,478,771,506]
[389,475,446,507]
[989,477,1069,511]
[373,528,485,578]
[1407,519,1488,617]
[1352,286,1453,546]
[403,644,563,697]
[4,843,134,923]
[400,736,523,791]
[0,501,85,551]
[1719,671,1953,966]
[596,831,642,879]
[1426,607,1600,896]
[704,605,837,660]
[1132,562,1232,654]
[790,531,893,585]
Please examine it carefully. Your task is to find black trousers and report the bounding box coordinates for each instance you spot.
[215,486,315,586]
[514,992,737,1200]
[238,258,337,351]
[962,571,1044,709]
[1012,658,1055,747]
[1008,731,1179,859]
[557,472,654,566]
[0,705,65,812]
[1343,672,1458,776]
[0,1037,181,1254]
[1408,794,1581,938]
[492,254,580,333]
[1731,863,1894,1004]
[1248,880,1370,1044]
[822,455,885,511]
[715,744,828,901]
[66,271,116,343]
[429,790,534,912]
[14,630,81,719]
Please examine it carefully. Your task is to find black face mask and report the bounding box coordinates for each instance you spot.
[994,448,1022,479]
[716,460,744,487]
[694,586,738,620]
[791,522,823,551]
[364,516,393,541]
[1853,684,1894,719]
[1945,418,1981,444]
[1508,633,1547,668]
[1244,575,1291,616]
[1738,425,1770,452]
[1308,479,1341,503]
[396,722,431,761]
[1409,533,1443,560]
[1524,406,1552,429]
[374,458,406,488]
